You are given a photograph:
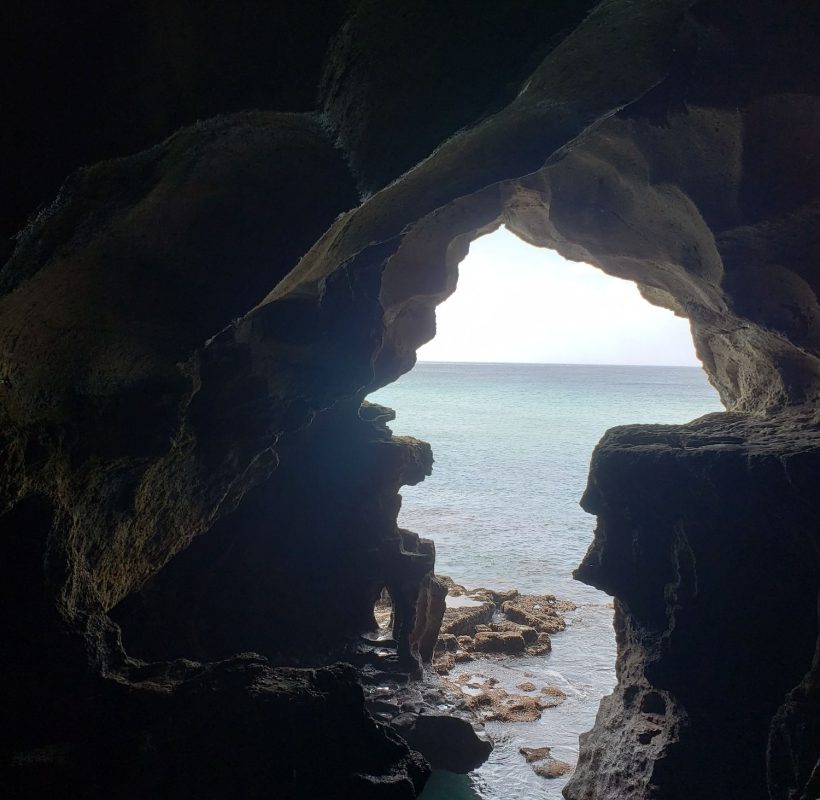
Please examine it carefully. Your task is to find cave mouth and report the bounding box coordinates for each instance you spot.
[369,227,724,798]
[372,587,395,641]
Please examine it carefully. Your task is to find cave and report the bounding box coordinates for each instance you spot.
[2,2,819,799]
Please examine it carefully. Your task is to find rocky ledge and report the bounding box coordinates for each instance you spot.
[442,672,568,724]
[432,577,575,674]
[7,653,429,800]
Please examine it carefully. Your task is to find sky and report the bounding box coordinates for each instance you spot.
[417,227,701,367]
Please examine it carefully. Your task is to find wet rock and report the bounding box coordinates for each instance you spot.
[517,681,537,692]
[438,576,466,596]
[521,746,553,763]
[521,746,573,779]
[533,758,573,779]
[9,655,430,799]
[434,577,571,668]
[490,621,538,644]
[433,642,473,674]
[541,686,568,701]
[473,631,526,655]
[532,758,572,778]
[528,632,553,656]
[501,596,575,635]
[446,674,553,723]
[539,691,567,710]
[468,587,520,604]
[361,667,493,775]
[483,694,545,723]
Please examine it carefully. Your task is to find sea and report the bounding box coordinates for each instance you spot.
[368,361,723,800]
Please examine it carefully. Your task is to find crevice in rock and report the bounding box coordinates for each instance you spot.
[372,587,396,640]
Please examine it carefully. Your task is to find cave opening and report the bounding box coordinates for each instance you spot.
[372,586,396,641]
[369,226,724,799]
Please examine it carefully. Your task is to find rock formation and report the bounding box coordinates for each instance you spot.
[431,578,573,673]
[2,1,819,798]
[443,673,567,724]
[363,669,493,775]
[565,414,820,799]
[521,746,573,780]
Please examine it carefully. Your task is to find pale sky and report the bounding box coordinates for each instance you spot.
[418,228,701,367]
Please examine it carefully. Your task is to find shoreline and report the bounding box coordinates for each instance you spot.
[431,577,581,783]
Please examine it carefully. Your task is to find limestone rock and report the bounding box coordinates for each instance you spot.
[473,631,527,655]
[565,414,820,800]
[529,633,553,656]
[481,695,545,723]
[489,621,539,644]
[541,686,568,702]
[434,577,569,671]
[521,746,552,763]
[446,674,564,723]
[410,573,449,662]
[533,758,573,779]
[520,746,573,779]
[501,596,574,635]
[439,601,495,638]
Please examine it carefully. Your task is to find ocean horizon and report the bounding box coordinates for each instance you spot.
[415,359,706,367]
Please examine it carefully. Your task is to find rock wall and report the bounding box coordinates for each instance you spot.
[565,415,820,799]
[112,400,433,665]
[2,1,819,797]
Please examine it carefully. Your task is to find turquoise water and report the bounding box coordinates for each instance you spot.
[369,362,723,800]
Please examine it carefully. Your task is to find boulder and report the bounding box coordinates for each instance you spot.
[521,745,573,779]
[392,712,493,774]
[533,758,573,779]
